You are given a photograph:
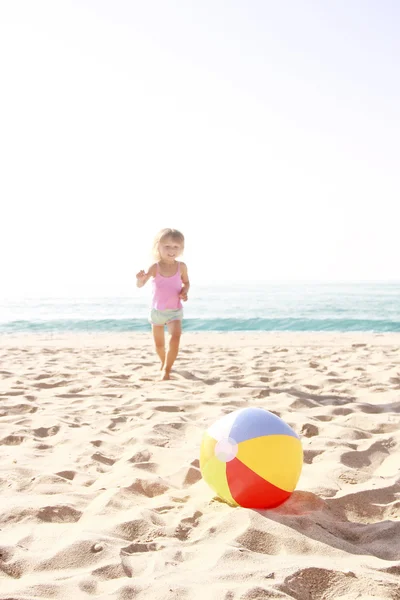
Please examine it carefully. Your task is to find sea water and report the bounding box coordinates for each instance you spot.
[1,283,399,334]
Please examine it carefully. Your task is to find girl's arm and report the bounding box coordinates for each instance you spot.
[179,263,190,300]
[136,263,156,288]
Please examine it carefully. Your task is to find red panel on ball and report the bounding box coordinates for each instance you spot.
[226,458,291,509]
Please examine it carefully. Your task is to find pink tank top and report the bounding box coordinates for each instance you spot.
[152,262,183,310]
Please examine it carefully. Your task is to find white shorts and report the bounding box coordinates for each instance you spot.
[149,308,183,326]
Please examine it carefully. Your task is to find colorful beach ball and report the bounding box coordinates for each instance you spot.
[200,407,303,509]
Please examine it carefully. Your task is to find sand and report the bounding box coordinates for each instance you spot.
[0,332,399,600]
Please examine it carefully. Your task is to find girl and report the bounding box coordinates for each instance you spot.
[136,228,190,380]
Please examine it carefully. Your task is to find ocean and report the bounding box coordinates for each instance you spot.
[1,283,400,334]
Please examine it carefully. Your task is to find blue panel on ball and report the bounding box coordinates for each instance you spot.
[228,407,299,444]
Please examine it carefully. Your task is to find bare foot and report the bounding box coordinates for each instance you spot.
[161,369,171,380]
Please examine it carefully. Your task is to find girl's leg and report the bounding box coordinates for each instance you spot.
[162,319,182,380]
[152,325,166,369]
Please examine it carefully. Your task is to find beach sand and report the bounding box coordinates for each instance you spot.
[1,332,399,599]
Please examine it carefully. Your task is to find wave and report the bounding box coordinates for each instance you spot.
[2,317,400,334]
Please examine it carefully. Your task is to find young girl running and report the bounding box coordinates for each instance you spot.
[136,228,190,380]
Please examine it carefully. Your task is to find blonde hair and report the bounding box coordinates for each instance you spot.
[152,228,185,261]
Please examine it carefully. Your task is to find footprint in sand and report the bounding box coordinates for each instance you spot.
[154,405,182,412]
[331,407,352,416]
[34,380,70,389]
[174,510,203,541]
[153,504,177,514]
[358,402,385,414]
[79,575,98,594]
[133,462,158,473]
[56,470,76,481]
[325,483,400,548]
[90,440,103,448]
[91,562,125,581]
[121,542,159,554]
[0,434,25,445]
[314,414,333,422]
[182,466,202,486]
[0,403,38,416]
[340,438,396,470]
[256,389,271,398]
[57,392,91,399]
[301,423,319,437]
[37,505,82,523]
[33,426,60,438]
[0,545,16,562]
[34,373,52,380]
[303,449,325,464]
[279,568,360,600]
[129,449,152,463]
[389,376,400,389]
[107,416,128,430]
[120,541,162,577]
[92,452,116,466]
[125,478,169,498]
[290,398,319,410]
[176,370,220,385]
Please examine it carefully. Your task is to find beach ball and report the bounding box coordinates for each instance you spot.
[200,407,303,509]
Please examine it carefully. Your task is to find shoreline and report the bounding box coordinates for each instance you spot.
[1,330,400,347]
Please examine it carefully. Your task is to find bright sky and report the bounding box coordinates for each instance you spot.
[1,0,399,296]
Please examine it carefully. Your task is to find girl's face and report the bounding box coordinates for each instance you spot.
[159,237,183,262]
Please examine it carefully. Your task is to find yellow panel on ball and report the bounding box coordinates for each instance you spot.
[236,434,303,492]
[200,433,238,506]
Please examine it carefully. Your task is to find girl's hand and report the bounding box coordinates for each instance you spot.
[136,270,148,287]
[179,289,188,301]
